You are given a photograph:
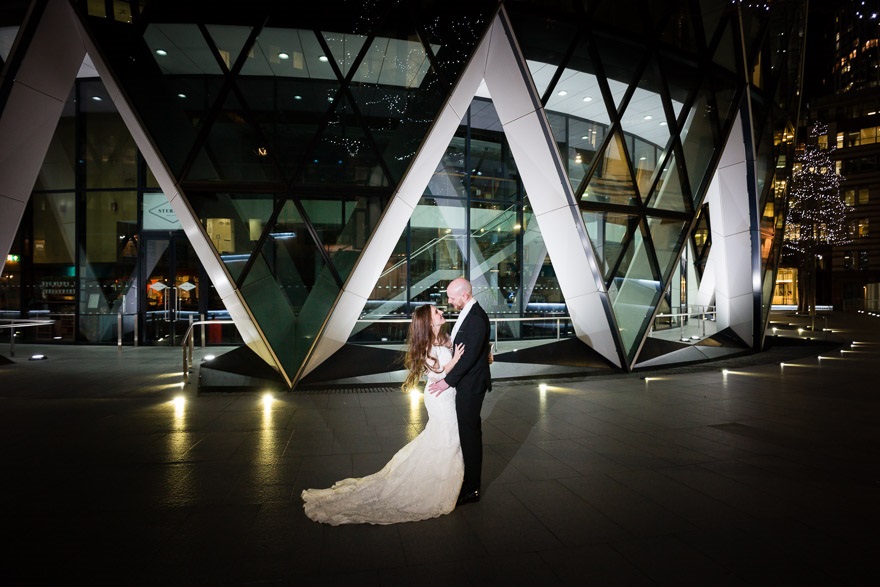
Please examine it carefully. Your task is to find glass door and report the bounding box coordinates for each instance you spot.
[141,232,201,345]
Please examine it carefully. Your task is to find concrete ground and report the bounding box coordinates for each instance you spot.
[1,310,877,585]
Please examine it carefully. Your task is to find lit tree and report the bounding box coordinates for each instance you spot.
[783,121,851,316]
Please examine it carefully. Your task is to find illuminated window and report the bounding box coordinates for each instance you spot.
[845,187,870,205]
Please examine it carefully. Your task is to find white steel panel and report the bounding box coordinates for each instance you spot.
[344,196,415,300]
[531,206,597,300]
[727,292,755,345]
[305,80,481,376]
[567,292,621,367]
[0,86,68,201]
[501,114,571,216]
[447,26,490,121]
[717,162,750,236]
[14,0,85,103]
[484,17,538,126]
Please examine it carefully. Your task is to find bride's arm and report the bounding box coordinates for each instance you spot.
[441,343,465,375]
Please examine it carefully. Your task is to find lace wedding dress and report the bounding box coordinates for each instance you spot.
[301,345,464,525]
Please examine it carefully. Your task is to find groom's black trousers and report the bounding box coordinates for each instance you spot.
[456,388,487,494]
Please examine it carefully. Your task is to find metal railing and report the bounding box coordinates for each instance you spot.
[355,314,573,349]
[181,319,236,383]
[651,307,717,341]
[0,318,55,357]
[180,315,573,383]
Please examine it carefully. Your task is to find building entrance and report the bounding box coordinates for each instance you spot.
[141,231,202,345]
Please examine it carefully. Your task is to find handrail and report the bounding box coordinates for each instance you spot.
[354,314,573,357]
[179,315,572,383]
[652,308,717,341]
[181,319,236,384]
[0,318,55,357]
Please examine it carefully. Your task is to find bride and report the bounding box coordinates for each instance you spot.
[301,304,465,525]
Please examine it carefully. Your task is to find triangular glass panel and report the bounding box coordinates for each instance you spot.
[582,130,639,206]
[646,151,688,212]
[581,210,639,282]
[510,9,579,98]
[299,196,384,284]
[568,118,609,196]
[592,29,647,116]
[347,9,485,185]
[296,93,381,186]
[647,216,688,282]
[239,243,301,382]
[144,24,225,75]
[350,226,408,342]
[346,79,431,187]
[243,27,312,78]
[710,17,738,73]
[258,199,319,313]
[471,200,520,294]
[323,31,368,80]
[205,24,255,72]
[618,57,673,202]
[140,24,226,157]
[658,52,699,125]
[545,35,612,132]
[183,191,275,283]
[608,221,661,362]
[520,203,563,332]
[679,80,719,202]
[692,204,711,267]
[246,77,333,183]
[411,3,494,95]
[170,77,226,133]
[699,0,728,49]
[713,71,740,139]
[186,89,283,183]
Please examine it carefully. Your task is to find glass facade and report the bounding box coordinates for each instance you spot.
[0,0,808,385]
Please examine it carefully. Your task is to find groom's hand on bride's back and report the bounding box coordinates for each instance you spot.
[428,379,450,396]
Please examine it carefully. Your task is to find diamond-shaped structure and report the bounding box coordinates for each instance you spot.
[0,0,808,387]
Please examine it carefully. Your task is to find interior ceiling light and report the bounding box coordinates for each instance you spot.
[643,115,653,120]
[91,96,102,101]
[155,49,167,56]
[583,96,592,102]
[278,52,290,59]
[318,55,329,62]
[557,90,568,96]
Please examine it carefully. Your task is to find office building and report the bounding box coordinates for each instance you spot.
[0,0,808,388]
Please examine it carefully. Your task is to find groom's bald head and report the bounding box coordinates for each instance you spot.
[446,277,472,310]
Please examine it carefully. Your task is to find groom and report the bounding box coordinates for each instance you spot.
[428,277,491,506]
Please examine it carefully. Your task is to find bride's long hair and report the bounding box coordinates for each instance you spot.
[402,304,449,392]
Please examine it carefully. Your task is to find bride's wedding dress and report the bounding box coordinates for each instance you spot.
[301,345,464,525]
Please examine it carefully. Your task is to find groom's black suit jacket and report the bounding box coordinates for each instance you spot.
[444,301,491,395]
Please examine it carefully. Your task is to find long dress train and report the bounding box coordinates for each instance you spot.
[301,345,464,525]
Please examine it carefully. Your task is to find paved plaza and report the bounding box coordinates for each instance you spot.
[1,311,878,585]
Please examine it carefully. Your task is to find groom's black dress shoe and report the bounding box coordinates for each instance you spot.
[456,490,480,506]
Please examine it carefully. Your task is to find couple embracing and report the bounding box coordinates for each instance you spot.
[302,277,491,525]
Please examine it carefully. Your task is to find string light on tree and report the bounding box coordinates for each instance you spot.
[783,121,852,315]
